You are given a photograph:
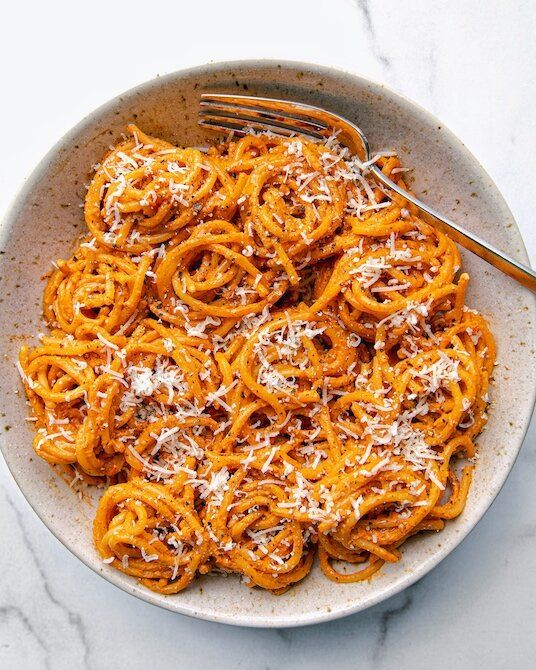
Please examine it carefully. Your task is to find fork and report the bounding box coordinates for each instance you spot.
[198,93,536,292]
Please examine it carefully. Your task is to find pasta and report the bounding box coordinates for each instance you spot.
[18,124,495,595]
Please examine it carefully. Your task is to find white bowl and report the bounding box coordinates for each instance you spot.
[1,60,534,627]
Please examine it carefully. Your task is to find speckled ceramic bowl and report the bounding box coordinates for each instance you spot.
[1,61,534,627]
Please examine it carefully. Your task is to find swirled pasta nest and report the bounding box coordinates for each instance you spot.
[19,125,495,594]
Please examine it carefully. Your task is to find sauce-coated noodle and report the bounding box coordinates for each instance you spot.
[18,126,495,594]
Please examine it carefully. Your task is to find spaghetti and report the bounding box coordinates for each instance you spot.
[18,125,495,594]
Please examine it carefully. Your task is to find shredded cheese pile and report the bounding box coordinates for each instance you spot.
[18,125,495,594]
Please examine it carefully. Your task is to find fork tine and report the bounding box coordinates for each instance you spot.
[198,107,325,140]
[200,94,329,132]
[198,93,371,161]
[197,117,290,137]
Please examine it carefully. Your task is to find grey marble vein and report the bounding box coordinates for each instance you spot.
[0,605,50,670]
[274,627,292,645]
[355,0,392,72]
[2,493,93,670]
[426,45,438,111]
[373,590,414,663]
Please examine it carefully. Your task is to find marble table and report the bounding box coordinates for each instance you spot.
[1,1,535,667]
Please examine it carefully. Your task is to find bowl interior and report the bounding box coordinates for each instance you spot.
[1,61,534,627]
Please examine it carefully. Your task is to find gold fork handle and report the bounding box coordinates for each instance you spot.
[370,165,536,292]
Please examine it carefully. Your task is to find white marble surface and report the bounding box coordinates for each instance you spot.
[1,1,535,667]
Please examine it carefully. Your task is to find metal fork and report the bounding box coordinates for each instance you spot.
[199,93,536,292]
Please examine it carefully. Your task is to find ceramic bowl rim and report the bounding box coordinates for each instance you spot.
[1,58,534,628]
